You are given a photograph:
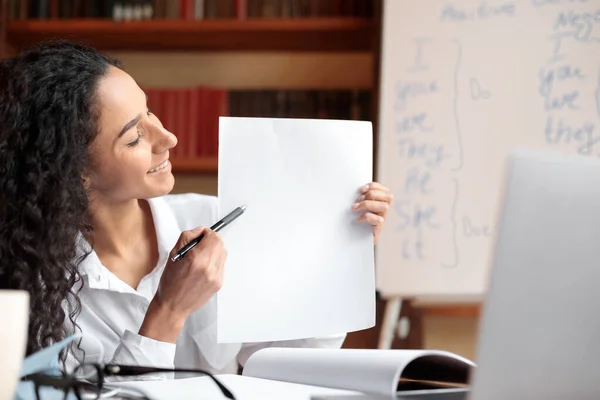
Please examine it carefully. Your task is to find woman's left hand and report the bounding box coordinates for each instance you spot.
[352,182,393,244]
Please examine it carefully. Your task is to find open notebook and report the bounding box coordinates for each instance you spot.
[112,348,475,399]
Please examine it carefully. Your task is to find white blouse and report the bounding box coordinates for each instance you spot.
[67,193,345,374]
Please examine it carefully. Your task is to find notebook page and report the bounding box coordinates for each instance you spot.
[242,348,475,398]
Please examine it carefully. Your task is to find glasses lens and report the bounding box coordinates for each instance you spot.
[74,364,101,382]
[71,364,104,400]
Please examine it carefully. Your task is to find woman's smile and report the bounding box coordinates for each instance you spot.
[147,159,170,174]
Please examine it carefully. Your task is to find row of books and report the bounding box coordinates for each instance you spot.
[8,0,374,20]
[143,87,372,159]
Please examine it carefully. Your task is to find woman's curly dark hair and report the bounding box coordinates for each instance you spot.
[0,40,122,357]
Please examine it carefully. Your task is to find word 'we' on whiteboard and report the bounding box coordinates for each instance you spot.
[376,0,600,298]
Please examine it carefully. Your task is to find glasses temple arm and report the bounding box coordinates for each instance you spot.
[104,365,236,399]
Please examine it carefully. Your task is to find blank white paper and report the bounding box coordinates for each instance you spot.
[217,117,375,343]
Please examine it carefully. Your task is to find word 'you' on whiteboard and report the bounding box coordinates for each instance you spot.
[376,0,600,298]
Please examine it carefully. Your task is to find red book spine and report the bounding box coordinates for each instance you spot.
[175,89,188,158]
[180,0,194,19]
[332,0,342,16]
[197,87,209,157]
[50,0,59,18]
[206,88,216,158]
[187,87,200,158]
[235,0,247,19]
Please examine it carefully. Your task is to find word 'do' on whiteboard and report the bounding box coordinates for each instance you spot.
[376,0,600,298]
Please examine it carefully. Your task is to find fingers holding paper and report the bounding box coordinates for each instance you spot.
[352,182,393,244]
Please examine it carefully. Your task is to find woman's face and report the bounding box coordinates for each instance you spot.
[87,66,177,203]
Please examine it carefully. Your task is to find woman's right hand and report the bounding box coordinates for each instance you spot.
[139,227,227,343]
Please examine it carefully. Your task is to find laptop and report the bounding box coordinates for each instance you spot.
[467,149,600,399]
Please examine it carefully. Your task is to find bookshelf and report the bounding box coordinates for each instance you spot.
[170,157,219,173]
[2,16,376,175]
[6,18,373,52]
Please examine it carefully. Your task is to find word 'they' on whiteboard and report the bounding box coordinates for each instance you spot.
[376,0,600,298]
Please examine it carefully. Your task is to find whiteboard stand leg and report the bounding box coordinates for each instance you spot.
[377,297,402,349]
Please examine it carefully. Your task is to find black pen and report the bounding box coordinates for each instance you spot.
[171,205,247,262]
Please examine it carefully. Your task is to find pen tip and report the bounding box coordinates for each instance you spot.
[241,205,247,211]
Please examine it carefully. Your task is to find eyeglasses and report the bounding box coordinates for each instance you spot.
[20,363,236,400]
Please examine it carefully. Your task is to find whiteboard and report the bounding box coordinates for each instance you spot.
[375,0,600,298]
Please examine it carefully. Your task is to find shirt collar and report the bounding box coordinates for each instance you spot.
[147,196,181,265]
[77,197,182,292]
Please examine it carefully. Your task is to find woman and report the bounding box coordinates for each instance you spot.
[0,41,393,374]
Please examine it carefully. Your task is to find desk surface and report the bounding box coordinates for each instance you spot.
[312,388,470,400]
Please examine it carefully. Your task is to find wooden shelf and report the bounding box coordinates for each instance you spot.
[170,157,218,173]
[423,305,481,318]
[6,18,374,52]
